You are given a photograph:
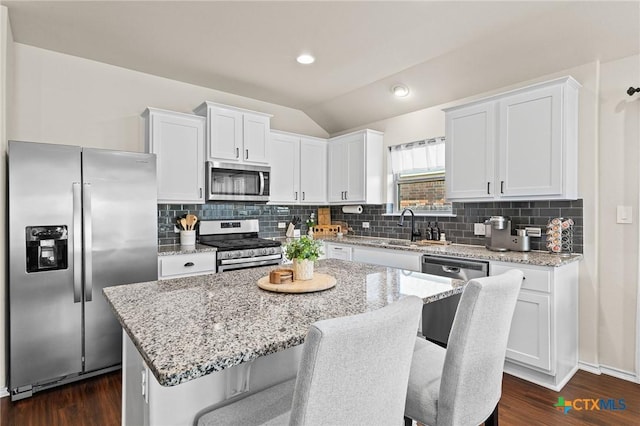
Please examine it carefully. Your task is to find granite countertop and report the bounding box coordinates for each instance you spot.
[158,244,217,256]
[103,259,464,387]
[307,235,582,267]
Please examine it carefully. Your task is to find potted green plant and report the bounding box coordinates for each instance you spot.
[284,236,323,281]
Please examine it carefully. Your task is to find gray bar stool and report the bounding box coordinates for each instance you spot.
[404,269,524,426]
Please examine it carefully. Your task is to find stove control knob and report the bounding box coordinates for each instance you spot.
[261,248,267,255]
[247,250,254,257]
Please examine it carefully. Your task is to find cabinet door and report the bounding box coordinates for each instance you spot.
[300,138,327,203]
[498,85,562,197]
[269,133,300,204]
[445,102,496,200]
[505,291,552,371]
[327,142,347,203]
[150,112,205,203]
[243,113,270,164]
[209,107,243,161]
[345,135,366,202]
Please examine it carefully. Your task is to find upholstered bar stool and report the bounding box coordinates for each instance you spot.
[404,269,524,426]
[196,295,423,426]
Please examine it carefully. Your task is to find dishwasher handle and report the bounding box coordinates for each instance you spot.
[442,266,461,274]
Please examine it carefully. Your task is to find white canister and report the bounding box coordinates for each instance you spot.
[180,230,196,247]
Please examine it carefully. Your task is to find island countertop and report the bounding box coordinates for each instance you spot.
[103,259,464,387]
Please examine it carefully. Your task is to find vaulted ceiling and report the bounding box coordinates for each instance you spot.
[5,1,639,134]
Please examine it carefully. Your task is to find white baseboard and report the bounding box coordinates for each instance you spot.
[578,361,602,375]
[579,361,638,383]
[0,387,9,398]
[599,365,638,384]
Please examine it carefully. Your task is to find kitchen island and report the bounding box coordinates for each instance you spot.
[104,259,466,426]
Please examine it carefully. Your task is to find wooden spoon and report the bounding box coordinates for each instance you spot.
[180,218,188,231]
[186,214,198,230]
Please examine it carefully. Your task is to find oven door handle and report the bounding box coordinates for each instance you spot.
[219,254,282,265]
[258,172,265,196]
[218,257,282,272]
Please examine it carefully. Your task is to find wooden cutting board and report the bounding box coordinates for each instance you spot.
[318,207,331,225]
[257,273,336,293]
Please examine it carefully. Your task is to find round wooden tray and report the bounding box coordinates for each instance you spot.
[257,273,336,294]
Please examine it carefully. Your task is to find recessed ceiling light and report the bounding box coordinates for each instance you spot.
[392,84,410,98]
[296,54,315,65]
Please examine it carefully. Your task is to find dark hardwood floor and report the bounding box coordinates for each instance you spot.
[1,370,638,425]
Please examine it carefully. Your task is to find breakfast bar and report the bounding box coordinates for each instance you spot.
[103,259,466,426]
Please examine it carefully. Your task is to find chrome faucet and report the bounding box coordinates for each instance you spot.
[398,208,421,242]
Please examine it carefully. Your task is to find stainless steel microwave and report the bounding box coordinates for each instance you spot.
[206,161,270,202]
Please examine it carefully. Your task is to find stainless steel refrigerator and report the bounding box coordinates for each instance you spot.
[8,141,158,400]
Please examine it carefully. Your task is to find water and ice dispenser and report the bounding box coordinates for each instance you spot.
[25,226,68,272]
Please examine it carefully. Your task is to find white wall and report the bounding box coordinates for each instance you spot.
[597,55,639,374]
[9,43,328,153]
[0,5,14,396]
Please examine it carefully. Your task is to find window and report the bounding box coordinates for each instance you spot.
[389,137,452,214]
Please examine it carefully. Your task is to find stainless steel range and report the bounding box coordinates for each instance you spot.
[199,219,282,272]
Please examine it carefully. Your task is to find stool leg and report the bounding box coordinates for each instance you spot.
[484,404,499,426]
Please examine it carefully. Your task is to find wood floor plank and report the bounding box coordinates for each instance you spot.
[1,369,638,425]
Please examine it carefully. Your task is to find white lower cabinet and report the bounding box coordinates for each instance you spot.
[490,260,578,391]
[326,243,353,261]
[352,246,422,272]
[158,252,217,279]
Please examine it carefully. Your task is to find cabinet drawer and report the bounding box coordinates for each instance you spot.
[159,252,217,278]
[490,262,551,293]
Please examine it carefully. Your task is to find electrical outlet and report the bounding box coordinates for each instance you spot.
[362,222,370,229]
[277,222,286,229]
[525,227,542,237]
[473,223,485,236]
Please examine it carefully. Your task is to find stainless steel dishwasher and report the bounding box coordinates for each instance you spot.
[421,254,489,347]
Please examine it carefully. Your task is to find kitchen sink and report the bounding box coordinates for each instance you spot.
[364,238,419,248]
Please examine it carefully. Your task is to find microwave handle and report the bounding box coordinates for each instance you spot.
[259,172,265,196]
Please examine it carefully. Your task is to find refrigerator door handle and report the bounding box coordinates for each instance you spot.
[73,182,82,303]
[83,183,93,302]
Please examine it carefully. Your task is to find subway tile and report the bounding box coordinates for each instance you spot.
[539,208,561,217]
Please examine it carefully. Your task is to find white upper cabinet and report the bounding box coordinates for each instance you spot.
[328,129,383,204]
[444,76,580,201]
[143,108,205,204]
[269,130,327,205]
[445,102,496,200]
[269,132,301,204]
[300,137,327,203]
[194,102,271,165]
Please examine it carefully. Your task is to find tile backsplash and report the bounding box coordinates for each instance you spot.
[158,199,583,253]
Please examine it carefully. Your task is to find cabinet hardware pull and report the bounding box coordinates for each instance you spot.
[295,191,298,200]
[500,181,504,194]
[184,262,195,267]
[236,147,239,158]
[345,191,348,200]
[246,149,249,159]
[487,182,490,194]
[199,188,202,198]
[302,192,305,200]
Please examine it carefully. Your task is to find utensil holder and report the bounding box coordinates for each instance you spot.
[546,217,573,256]
[180,230,196,247]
